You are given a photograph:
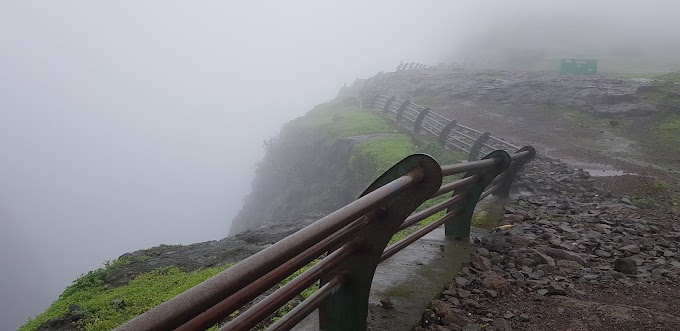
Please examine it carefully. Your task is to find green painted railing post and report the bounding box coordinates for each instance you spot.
[493,146,536,198]
[445,150,511,240]
[468,132,490,162]
[318,154,443,331]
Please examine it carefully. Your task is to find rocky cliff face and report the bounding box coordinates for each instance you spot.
[229,96,400,234]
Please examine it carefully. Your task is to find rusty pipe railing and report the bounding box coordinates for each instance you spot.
[362,91,520,159]
[115,146,534,331]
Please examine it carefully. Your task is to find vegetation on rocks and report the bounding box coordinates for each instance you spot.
[20,258,233,331]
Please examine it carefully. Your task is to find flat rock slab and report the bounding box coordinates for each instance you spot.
[294,226,475,330]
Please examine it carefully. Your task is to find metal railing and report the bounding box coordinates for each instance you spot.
[115,145,534,331]
[396,62,428,71]
[363,91,519,161]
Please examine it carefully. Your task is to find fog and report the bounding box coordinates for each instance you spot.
[1,1,679,330]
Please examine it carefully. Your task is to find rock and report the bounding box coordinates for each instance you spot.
[557,259,583,269]
[484,289,498,298]
[463,324,483,331]
[532,249,556,267]
[594,249,612,258]
[447,297,461,306]
[112,299,125,307]
[521,257,538,267]
[436,303,472,327]
[529,270,545,279]
[620,244,641,254]
[547,284,567,295]
[477,247,490,257]
[481,272,509,291]
[455,277,469,286]
[483,234,508,252]
[36,304,85,331]
[510,271,525,281]
[559,225,577,233]
[614,257,637,274]
[492,318,513,331]
[457,289,472,298]
[463,298,481,309]
[652,268,669,276]
[471,255,492,271]
[539,247,587,266]
[507,235,529,248]
[430,300,450,317]
[519,313,530,321]
[380,298,394,309]
[536,289,549,296]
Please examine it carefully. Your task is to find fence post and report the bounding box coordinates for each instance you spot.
[383,96,396,115]
[318,154,443,331]
[445,150,511,240]
[438,120,458,145]
[396,100,410,123]
[468,132,491,162]
[413,108,430,134]
[493,146,536,198]
[361,91,376,110]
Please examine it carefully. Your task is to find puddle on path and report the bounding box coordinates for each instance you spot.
[583,169,632,177]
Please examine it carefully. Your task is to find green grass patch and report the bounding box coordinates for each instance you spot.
[614,72,662,79]
[656,117,680,149]
[20,260,233,331]
[289,97,392,138]
[632,196,654,209]
[349,134,416,184]
[648,180,670,192]
[21,257,321,331]
[538,104,608,126]
[654,72,680,82]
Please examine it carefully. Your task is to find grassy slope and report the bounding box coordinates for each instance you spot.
[22,97,466,331]
[298,97,467,245]
[20,258,233,331]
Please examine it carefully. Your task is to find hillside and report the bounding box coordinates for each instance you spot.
[21,94,465,331]
[22,67,680,331]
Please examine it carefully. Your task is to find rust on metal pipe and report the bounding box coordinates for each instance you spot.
[266,273,348,331]
[219,241,364,331]
[176,210,381,331]
[441,158,499,176]
[381,208,463,262]
[398,193,467,231]
[432,175,479,198]
[115,171,422,331]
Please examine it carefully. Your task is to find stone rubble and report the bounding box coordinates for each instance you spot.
[416,156,680,331]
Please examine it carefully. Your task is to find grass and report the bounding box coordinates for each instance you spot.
[538,104,609,126]
[648,180,670,192]
[612,71,680,82]
[656,117,680,151]
[20,259,234,331]
[349,134,416,184]
[288,97,392,139]
[632,196,654,209]
[654,72,680,82]
[21,257,321,331]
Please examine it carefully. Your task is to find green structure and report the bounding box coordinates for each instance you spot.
[560,59,597,75]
